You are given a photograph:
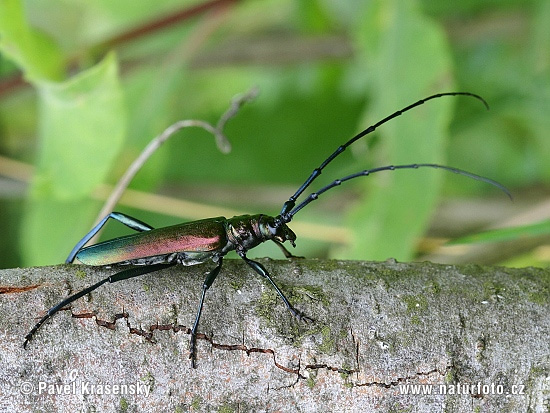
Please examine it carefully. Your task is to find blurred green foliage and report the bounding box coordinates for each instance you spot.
[0,0,548,268]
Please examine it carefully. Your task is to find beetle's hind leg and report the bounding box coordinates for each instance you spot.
[66,212,155,263]
[23,263,174,349]
[239,252,313,323]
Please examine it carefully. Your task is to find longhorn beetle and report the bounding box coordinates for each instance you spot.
[24,92,511,367]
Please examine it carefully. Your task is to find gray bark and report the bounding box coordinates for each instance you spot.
[0,259,549,412]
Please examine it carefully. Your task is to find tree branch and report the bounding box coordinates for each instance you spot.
[1,260,548,411]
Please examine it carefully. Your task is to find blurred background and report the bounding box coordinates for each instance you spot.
[1,0,549,269]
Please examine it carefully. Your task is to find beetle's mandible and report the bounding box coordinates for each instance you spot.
[23,92,511,367]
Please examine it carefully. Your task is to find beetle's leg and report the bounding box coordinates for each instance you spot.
[272,240,304,259]
[23,263,174,349]
[239,252,313,323]
[189,258,223,368]
[66,212,155,263]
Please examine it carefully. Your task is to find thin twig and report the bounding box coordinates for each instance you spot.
[89,87,259,243]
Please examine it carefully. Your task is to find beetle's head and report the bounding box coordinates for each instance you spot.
[263,215,296,247]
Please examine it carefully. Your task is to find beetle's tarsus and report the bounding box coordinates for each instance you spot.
[290,308,314,324]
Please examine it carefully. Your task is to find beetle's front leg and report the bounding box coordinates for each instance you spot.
[189,258,223,368]
[272,240,304,259]
[239,252,312,323]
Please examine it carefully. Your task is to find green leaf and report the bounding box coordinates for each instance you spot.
[341,0,455,261]
[0,0,63,81]
[33,52,126,199]
[21,53,126,265]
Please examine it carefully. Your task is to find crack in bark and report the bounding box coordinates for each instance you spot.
[41,306,458,390]
[207,340,303,377]
[69,309,450,387]
[71,310,156,343]
[69,310,303,376]
[304,363,357,376]
[0,284,39,294]
[60,308,456,389]
[354,367,450,388]
[350,325,360,370]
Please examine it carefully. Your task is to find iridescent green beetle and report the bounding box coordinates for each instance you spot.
[24,92,510,367]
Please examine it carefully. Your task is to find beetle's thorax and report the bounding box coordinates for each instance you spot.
[224,214,296,253]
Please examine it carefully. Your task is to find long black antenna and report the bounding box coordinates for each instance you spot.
[281,163,511,222]
[279,92,489,216]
